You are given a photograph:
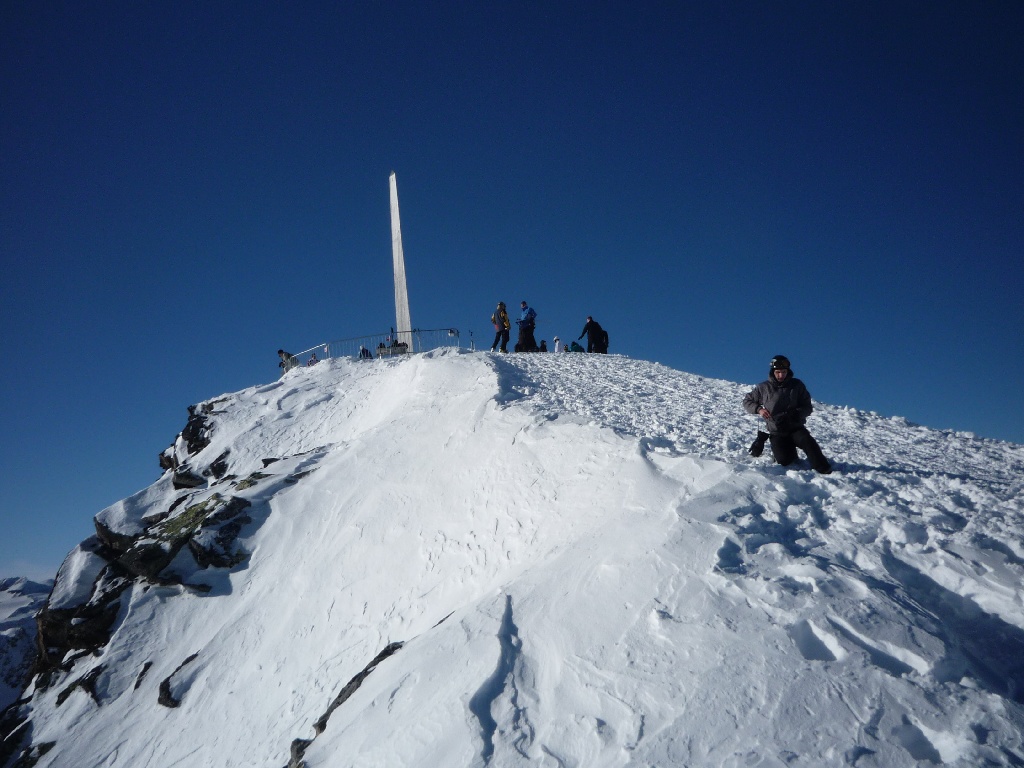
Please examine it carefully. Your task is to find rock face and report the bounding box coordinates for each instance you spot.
[1,398,313,767]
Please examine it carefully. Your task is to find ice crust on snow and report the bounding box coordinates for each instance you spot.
[9,349,1024,767]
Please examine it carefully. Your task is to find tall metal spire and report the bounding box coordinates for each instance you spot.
[389,172,412,347]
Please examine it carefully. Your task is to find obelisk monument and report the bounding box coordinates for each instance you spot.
[389,172,412,348]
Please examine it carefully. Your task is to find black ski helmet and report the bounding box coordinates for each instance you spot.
[769,355,791,380]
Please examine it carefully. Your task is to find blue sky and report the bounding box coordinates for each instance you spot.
[2,1,1021,580]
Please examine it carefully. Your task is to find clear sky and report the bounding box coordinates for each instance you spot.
[1,1,1022,580]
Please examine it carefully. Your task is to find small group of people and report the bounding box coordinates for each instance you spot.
[743,355,832,474]
[550,337,585,353]
[279,349,321,372]
[285,335,831,473]
[489,301,609,355]
[490,300,540,352]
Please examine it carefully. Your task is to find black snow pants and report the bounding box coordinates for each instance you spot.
[769,428,831,473]
[518,323,537,352]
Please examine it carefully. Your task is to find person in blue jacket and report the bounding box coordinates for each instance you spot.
[515,301,538,352]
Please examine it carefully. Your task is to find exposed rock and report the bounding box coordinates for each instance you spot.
[0,704,53,768]
[171,467,206,490]
[314,642,403,735]
[157,653,198,708]
[93,516,136,555]
[180,404,212,456]
[287,737,313,768]
[115,493,250,581]
[0,702,31,768]
[203,450,231,480]
[34,566,131,674]
[283,642,404,767]
[55,665,103,707]
[159,398,228,473]
[133,661,152,691]
[235,472,270,491]
[158,450,175,472]
[115,540,179,583]
[188,497,253,569]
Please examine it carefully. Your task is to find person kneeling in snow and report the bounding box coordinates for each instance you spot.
[743,355,832,474]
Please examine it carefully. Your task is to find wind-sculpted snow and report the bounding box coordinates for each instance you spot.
[5,349,1024,767]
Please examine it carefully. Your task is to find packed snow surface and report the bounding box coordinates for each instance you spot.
[18,350,1024,766]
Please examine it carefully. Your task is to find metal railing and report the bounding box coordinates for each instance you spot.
[284,328,463,368]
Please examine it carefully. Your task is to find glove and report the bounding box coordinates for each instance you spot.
[749,431,769,457]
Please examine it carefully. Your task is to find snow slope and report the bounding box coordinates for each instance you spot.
[7,349,1024,767]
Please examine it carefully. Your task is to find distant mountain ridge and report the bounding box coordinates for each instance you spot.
[0,579,51,713]
[2,349,1023,767]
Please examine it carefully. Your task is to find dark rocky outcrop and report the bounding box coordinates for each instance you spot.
[171,467,207,490]
[33,489,254,684]
[204,450,231,481]
[159,398,229,473]
[6,399,313,768]
[34,565,131,677]
[285,642,404,768]
[133,662,152,691]
[55,665,104,708]
[157,653,199,708]
[110,494,252,582]
[188,497,253,569]
[0,701,32,768]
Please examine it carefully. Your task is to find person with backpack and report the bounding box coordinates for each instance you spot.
[742,355,832,474]
[515,301,538,352]
[578,316,607,353]
[490,301,511,353]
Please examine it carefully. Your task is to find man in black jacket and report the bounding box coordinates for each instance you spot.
[578,316,607,353]
[742,355,832,474]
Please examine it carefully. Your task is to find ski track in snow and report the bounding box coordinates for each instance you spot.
[9,349,1024,768]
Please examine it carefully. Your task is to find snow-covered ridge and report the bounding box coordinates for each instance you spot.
[3,349,1023,767]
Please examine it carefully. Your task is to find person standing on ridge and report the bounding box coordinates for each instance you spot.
[278,349,298,373]
[490,301,510,353]
[743,355,832,474]
[516,300,538,352]
[578,316,607,353]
